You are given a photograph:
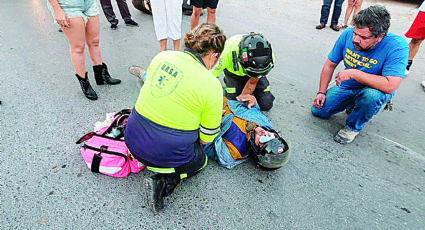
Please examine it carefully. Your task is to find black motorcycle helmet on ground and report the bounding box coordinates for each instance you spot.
[248,128,290,169]
[238,32,274,78]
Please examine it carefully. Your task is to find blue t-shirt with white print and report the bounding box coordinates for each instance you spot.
[328,28,408,90]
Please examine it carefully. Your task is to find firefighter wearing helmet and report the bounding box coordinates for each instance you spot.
[212,32,275,111]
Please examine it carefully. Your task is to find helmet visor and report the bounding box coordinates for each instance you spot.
[257,138,290,169]
[244,62,273,78]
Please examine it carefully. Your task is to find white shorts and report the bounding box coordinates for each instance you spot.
[151,0,182,40]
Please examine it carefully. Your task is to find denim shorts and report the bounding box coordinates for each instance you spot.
[47,0,100,23]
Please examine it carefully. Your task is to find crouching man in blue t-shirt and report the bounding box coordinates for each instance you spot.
[311,5,409,144]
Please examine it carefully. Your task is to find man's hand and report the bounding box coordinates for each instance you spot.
[312,93,326,109]
[335,69,356,86]
[313,58,337,108]
[236,94,257,109]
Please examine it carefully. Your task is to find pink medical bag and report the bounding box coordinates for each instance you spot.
[76,109,145,177]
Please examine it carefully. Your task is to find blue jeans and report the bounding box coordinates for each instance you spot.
[320,0,345,25]
[311,86,393,132]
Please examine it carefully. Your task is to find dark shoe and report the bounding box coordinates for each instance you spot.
[330,24,340,31]
[183,9,193,16]
[316,24,326,30]
[110,19,118,30]
[142,175,166,213]
[76,72,98,100]
[93,62,121,85]
[125,19,138,27]
[163,176,181,197]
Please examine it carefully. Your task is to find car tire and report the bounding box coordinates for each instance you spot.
[132,0,152,15]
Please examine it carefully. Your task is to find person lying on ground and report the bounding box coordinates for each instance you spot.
[204,97,290,169]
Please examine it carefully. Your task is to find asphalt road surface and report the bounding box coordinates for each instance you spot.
[1,0,424,229]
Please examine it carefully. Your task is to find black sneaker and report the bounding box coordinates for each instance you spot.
[142,175,165,213]
[125,19,139,27]
[110,19,118,30]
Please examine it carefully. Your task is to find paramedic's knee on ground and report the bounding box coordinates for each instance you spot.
[253,76,275,111]
[256,92,275,111]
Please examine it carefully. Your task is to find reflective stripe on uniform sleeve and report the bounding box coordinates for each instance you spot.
[200,125,221,136]
[225,87,236,94]
[264,85,271,92]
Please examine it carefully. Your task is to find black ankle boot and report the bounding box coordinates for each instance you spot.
[76,72,98,100]
[93,63,121,85]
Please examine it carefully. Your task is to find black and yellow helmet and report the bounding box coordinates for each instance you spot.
[239,33,274,78]
[248,128,290,169]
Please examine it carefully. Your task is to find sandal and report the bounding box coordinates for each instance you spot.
[330,25,340,31]
[315,24,326,30]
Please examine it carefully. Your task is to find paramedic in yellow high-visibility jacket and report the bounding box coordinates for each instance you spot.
[124,23,226,213]
[212,32,276,111]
